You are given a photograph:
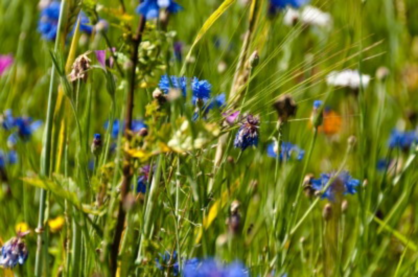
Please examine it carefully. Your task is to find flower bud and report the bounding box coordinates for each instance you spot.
[322,203,332,221]
[249,50,259,68]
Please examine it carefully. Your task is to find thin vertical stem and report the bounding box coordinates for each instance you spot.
[110,14,146,276]
[35,1,67,276]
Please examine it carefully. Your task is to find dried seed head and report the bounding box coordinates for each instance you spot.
[230,200,240,215]
[69,54,91,83]
[273,94,297,123]
[322,204,332,221]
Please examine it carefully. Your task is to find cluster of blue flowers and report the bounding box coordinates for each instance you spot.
[234,115,260,151]
[158,75,225,118]
[267,141,305,161]
[311,171,360,201]
[1,110,42,146]
[269,0,309,14]
[388,129,418,150]
[38,1,106,41]
[136,0,182,19]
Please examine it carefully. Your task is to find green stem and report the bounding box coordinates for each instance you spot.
[35,1,67,275]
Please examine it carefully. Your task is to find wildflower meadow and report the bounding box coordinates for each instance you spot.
[1,0,418,276]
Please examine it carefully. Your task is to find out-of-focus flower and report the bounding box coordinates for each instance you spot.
[158,75,187,96]
[284,6,332,27]
[0,233,29,268]
[104,120,147,139]
[137,165,151,194]
[311,171,360,201]
[156,251,180,276]
[0,110,15,130]
[6,116,43,143]
[183,259,249,277]
[193,93,226,120]
[326,69,371,90]
[388,129,418,151]
[136,0,182,19]
[192,77,212,100]
[267,141,305,161]
[318,108,342,136]
[48,216,65,233]
[0,55,13,76]
[15,223,30,234]
[270,0,309,9]
[95,48,116,68]
[234,115,260,150]
[224,110,240,125]
[38,2,107,41]
[173,41,183,62]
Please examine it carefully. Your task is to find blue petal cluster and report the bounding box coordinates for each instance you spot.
[388,129,418,150]
[159,75,187,96]
[193,93,226,120]
[191,77,212,100]
[183,259,249,277]
[0,150,18,169]
[270,0,309,9]
[267,141,305,161]
[234,115,260,151]
[104,120,147,139]
[136,0,182,19]
[38,2,104,41]
[0,237,28,268]
[1,110,42,144]
[311,171,360,201]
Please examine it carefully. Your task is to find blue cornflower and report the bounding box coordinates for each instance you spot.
[13,117,42,141]
[267,141,305,161]
[104,120,147,139]
[377,158,391,172]
[136,0,182,19]
[388,129,418,150]
[270,0,309,9]
[234,115,260,151]
[156,251,180,276]
[1,110,15,130]
[158,75,187,96]
[192,77,212,100]
[137,165,151,194]
[311,171,360,201]
[38,2,105,41]
[0,235,28,268]
[183,259,249,277]
[0,151,5,169]
[313,100,323,109]
[193,93,226,120]
[7,151,18,165]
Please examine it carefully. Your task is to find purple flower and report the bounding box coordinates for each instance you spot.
[234,115,260,151]
[95,48,116,68]
[0,55,13,76]
[0,235,29,268]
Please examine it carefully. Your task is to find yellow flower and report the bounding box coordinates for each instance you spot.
[15,222,30,233]
[48,216,65,233]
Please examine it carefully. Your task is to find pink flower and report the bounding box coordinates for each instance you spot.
[95,48,116,68]
[223,110,240,125]
[0,55,13,76]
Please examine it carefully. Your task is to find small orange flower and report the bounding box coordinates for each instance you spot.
[319,109,342,135]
